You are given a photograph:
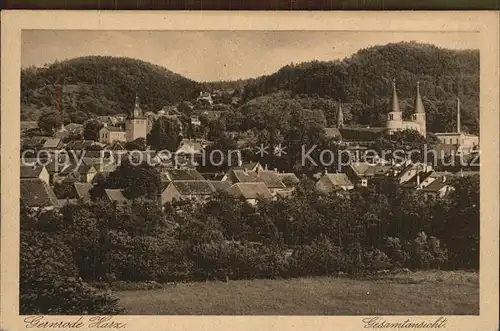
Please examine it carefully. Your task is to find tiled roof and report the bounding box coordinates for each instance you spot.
[20,165,45,178]
[256,170,286,189]
[210,181,232,192]
[42,138,62,149]
[61,162,96,175]
[161,169,205,181]
[172,181,216,195]
[277,173,300,187]
[228,162,260,172]
[103,126,124,132]
[350,162,372,176]
[228,182,273,200]
[20,178,60,208]
[73,182,93,200]
[230,170,263,183]
[104,189,129,204]
[401,171,434,188]
[66,140,95,151]
[420,177,450,192]
[323,173,354,187]
[324,127,342,139]
[64,123,83,131]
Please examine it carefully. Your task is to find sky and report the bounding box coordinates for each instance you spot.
[22,30,478,82]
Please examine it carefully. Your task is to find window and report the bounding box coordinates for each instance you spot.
[389,114,394,120]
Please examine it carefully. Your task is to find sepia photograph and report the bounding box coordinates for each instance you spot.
[1,10,499,331]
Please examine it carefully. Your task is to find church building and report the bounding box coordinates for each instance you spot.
[386,79,427,136]
[125,95,148,142]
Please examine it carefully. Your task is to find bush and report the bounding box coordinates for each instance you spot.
[406,232,448,270]
[289,235,345,276]
[20,231,122,314]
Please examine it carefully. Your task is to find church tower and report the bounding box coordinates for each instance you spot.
[386,78,403,134]
[411,81,427,136]
[337,103,344,128]
[125,94,148,142]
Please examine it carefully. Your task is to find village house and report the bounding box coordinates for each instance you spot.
[59,163,97,183]
[420,176,455,200]
[227,182,273,206]
[104,189,130,207]
[345,162,376,187]
[223,169,263,185]
[277,172,300,188]
[160,180,216,204]
[159,168,205,182]
[42,138,64,152]
[20,165,50,185]
[65,140,96,152]
[255,168,288,194]
[210,180,232,193]
[99,126,127,144]
[21,178,60,211]
[316,171,354,193]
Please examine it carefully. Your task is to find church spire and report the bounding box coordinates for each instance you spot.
[413,81,425,114]
[337,103,344,128]
[457,96,461,134]
[389,78,401,113]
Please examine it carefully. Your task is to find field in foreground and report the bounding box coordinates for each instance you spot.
[115,270,479,315]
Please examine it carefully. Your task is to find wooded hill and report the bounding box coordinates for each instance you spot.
[21,56,201,122]
[21,42,479,134]
[241,42,479,134]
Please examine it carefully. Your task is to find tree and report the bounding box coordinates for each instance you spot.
[374,129,437,163]
[38,111,63,135]
[83,119,104,141]
[111,160,162,200]
[147,117,182,152]
[125,137,147,151]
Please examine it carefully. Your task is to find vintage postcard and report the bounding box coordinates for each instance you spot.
[1,10,499,331]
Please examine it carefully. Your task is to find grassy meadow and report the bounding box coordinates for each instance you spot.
[114,270,479,315]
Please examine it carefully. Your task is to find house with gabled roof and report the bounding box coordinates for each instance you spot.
[20,178,60,211]
[210,180,232,193]
[227,182,273,206]
[42,138,64,151]
[223,169,263,185]
[420,176,454,200]
[104,189,130,207]
[99,126,127,144]
[316,171,354,193]
[277,172,300,188]
[159,169,205,182]
[59,163,97,183]
[20,165,50,185]
[160,180,216,204]
[255,169,287,193]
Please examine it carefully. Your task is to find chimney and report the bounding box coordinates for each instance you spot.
[324,167,328,174]
[265,164,268,170]
[238,159,243,167]
[416,174,421,186]
[274,168,277,173]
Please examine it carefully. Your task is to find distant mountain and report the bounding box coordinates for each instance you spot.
[21,56,201,122]
[241,42,480,134]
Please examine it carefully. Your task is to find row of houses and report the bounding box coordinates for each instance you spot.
[316,161,477,199]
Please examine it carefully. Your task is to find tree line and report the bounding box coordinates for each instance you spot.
[20,173,479,314]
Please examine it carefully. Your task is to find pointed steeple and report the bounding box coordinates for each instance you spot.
[337,103,344,128]
[389,78,401,113]
[132,93,143,118]
[457,97,461,134]
[413,81,425,114]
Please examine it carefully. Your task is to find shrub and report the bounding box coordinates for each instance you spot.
[406,232,448,270]
[20,231,122,314]
[289,235,345,276]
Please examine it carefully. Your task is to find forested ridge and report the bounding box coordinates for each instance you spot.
[21,56,201,122]
[21,42,479,134]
